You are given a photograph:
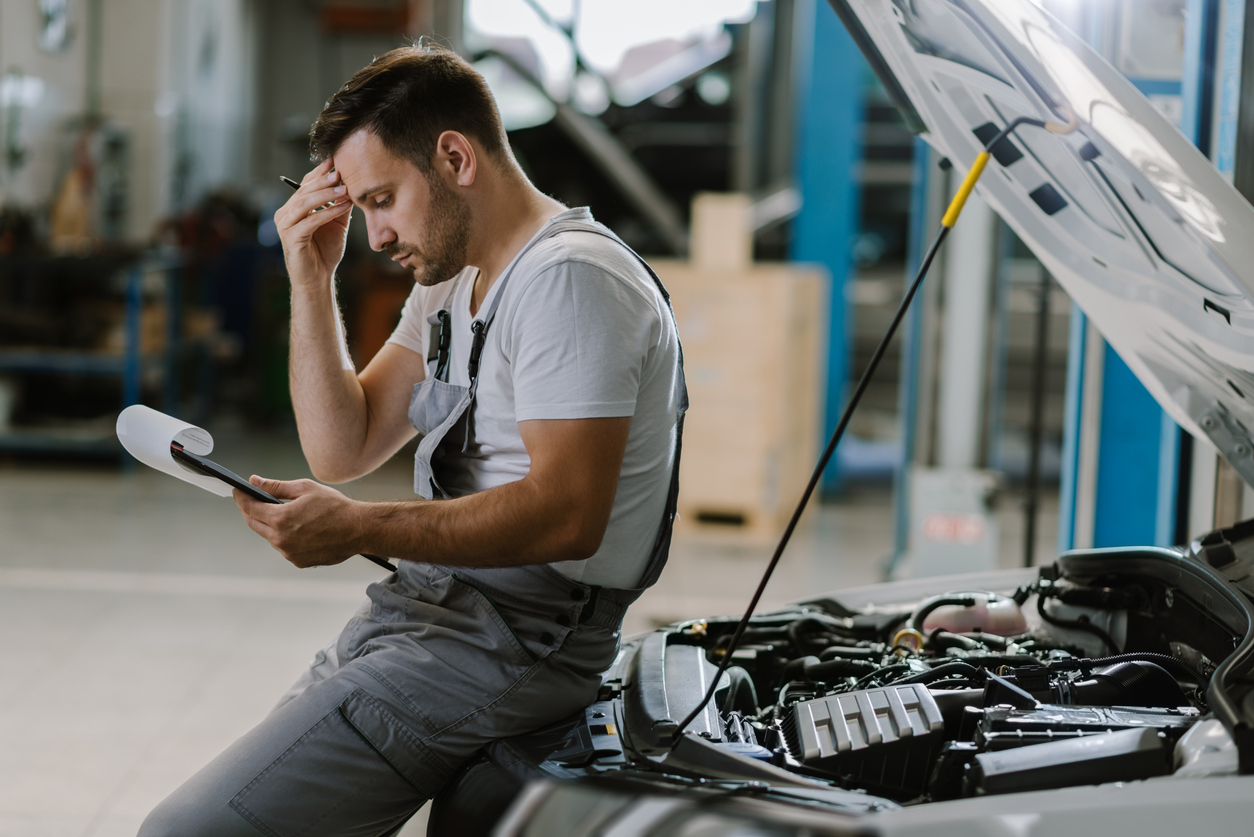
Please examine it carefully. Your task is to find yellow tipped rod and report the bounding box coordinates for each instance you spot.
[939,107,1075,229]
[671,113,1078,742]
[941,150,991,228]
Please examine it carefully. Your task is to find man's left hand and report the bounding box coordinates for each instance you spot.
[234,476,363,568]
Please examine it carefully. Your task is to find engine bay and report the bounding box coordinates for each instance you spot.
[435,539,1254,833]
[609,541,1254,805]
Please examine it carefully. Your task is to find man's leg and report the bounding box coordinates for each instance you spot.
[269,598,369,714]
[139,668,427,837]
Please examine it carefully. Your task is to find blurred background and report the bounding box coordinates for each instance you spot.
[0,0,1235,833]
[0,0,1070,534]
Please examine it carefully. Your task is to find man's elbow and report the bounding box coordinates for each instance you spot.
[554,516,608,563]
[304,453,362,485]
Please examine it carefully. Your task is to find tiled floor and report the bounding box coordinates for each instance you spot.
[0,429,1056,836]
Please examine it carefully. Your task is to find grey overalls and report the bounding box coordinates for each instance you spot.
[140,214,687,837]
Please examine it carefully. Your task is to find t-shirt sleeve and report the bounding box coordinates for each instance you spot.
[505,259,660,422]
[384,283,429,357]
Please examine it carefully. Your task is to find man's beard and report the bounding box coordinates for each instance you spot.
[385,172,471,287]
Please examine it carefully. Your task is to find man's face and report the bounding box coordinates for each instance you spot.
[333,129,471,286]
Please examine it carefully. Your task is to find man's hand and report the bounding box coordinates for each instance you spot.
[233,476,363,568]
[275,157,353,290]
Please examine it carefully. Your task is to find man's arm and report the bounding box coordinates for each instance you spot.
[276,158,420,482]
[233,415,632,568]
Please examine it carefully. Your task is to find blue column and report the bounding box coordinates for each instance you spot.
[1057,305,1086,550]
[790,0,864,491]
[889,137,933,570]
[1091,345,1173,546]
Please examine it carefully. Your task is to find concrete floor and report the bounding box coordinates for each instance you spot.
[0,428,1056,836]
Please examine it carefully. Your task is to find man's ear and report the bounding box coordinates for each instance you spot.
[435,131,476,187]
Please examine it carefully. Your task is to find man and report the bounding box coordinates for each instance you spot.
[142,44,684,835]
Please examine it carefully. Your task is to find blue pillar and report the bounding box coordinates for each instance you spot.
[1090,346,1174,546]
[790,0,864,491]
[890,137,933,569]
[1057,305,1088,551]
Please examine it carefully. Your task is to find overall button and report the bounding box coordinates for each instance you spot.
[539,632,556,645]
[555,614,572,628]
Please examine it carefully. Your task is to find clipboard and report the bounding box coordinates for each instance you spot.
[171,442,398,573]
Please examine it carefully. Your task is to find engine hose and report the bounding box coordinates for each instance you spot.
[1036,592,1119,655]
[852,663,912,689]
[818,645,879,661]
[1050,652,1207,686]
[894,661,982,685]
[928,629,983,652]
[958,631,1010,650]
[787,617,844,653]
[910,594,979,632]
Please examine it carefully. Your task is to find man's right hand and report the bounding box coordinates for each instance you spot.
[275,157,353,290]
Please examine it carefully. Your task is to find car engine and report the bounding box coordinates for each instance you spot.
[432,538,1254,834]
[678,569,1213,801]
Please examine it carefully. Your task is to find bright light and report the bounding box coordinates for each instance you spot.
[575,0,756,75]
[466,0,757,97]
[0,73,45,109]
[467,0,576,98]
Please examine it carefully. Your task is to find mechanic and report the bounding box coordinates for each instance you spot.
[141,43,685,836]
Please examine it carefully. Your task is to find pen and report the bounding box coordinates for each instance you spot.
[280,174,339,211]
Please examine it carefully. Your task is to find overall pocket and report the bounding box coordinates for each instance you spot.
[449,573,538,666]
[407,378,467,437]
[229,699,428,837]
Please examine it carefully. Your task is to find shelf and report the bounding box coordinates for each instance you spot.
[0,425,120,456]
[0,252,191,461]
[0,347,172,376]
[0,348,126,375]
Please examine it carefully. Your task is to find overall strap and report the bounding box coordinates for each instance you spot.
[541,221,689,599]
[464,218,598,392]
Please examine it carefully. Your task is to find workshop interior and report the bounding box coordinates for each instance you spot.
[5,0,1254,834]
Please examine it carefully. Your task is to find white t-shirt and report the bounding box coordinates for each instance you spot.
[385,208,682,588]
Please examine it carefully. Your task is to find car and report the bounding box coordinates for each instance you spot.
[426,1,1254,833]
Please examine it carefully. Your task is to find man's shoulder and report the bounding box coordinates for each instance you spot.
[512,227,656,301]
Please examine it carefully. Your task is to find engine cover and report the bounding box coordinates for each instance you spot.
[791,683,945,795]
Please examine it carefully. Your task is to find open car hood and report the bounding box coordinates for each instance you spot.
[831,0,1254,483]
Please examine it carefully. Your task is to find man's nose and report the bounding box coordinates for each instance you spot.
[366,221,395,252]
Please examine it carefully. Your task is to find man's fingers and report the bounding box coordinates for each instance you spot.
[291,183,347,218]
[277,186,348,229]
[243,511,277,541]
[283,199,352,238]
[250,475,315,501]
[299,158,334,186]
[248,474,286,494]
[233,488,279,521]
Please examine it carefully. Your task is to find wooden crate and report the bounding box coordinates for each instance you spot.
[655,259,829,540]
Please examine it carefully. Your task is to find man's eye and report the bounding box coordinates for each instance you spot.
[376,197,392,209]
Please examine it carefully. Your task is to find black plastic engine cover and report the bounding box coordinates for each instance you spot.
[967,727,1173,795]
[975,704,1199,751]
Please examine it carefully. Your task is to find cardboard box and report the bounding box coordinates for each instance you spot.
[654,194,829,538]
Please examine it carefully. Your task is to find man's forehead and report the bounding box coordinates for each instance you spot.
[333,130,417,200]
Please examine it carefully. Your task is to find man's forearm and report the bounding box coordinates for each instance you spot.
[288,280,370,480]
[236,417,630,570]
[359,478,605,569]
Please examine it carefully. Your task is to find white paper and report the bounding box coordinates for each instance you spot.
[115,405,234,497]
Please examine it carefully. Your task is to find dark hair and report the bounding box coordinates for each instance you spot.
[309,43,511,173]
